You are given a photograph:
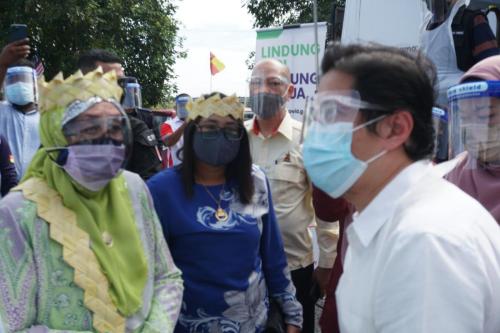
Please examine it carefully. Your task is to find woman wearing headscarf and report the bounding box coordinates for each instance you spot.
[446,55,500,222]
[0,68,183,332]
[147,93,303,333]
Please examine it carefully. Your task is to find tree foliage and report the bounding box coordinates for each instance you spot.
[0,0,184,106]
[244,0,345,28]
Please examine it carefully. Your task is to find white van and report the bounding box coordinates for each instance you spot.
[336,0,499,49]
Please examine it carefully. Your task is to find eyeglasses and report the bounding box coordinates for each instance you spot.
[63,115,127,142]
[249,76,290,94]
[195,124,244,141]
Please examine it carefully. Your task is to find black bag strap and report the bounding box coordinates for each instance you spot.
[485,6,500,46]
[452,5,481,71]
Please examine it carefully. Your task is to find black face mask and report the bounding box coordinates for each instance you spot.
[193,131,240,166]
[249,92,284,119]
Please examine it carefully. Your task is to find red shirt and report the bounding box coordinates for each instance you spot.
[312,186,353,333]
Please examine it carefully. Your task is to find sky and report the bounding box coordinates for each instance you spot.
[173,0,257,98]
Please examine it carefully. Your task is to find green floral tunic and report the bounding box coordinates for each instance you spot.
[0,171,183,332]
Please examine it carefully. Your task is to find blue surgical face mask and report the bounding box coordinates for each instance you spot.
[303,119,386,198]
[5,82,35,106]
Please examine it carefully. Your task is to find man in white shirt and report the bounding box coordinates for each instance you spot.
[162,93,190,166]
[0,55,40,181]
[246,59,339,332]
[302,43,500,333]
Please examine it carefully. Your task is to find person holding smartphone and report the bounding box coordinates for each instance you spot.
[0,36,40,180]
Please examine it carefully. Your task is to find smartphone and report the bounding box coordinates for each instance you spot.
[7,24,28,44]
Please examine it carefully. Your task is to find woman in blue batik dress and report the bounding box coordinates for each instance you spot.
[147,93,302,333]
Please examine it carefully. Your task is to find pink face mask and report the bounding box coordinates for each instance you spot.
[61,144,126,192]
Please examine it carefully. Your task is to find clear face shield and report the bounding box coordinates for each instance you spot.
[46,100,134,191]
[121,82,142,110]
[175,96,190,119]
[4,66,37,105]
[448,81,500,168]
[432,107,450,162]
[424,0,453,28]
[46,100,133,166]
[301,90,386,143]
[248,73,291,119]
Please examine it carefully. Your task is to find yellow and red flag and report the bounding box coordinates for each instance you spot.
[210,52,225,76]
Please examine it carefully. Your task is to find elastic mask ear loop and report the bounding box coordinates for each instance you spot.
[352,114,388,164]
[365,149,387,164]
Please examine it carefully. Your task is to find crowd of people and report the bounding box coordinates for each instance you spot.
[0,15,499,333]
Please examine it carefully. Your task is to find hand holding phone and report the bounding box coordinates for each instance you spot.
[1,23,30,69]
[0,40,30,69]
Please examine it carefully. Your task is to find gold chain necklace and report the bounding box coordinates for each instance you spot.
[202,184,229,222]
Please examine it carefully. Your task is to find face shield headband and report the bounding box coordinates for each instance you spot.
[448,80,500,167]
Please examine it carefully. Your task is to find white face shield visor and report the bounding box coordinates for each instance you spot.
[448,81,500,167]
[122,82,143,110]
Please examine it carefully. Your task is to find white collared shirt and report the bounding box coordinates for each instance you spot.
[164,116,184,166]
[337,161,500,333]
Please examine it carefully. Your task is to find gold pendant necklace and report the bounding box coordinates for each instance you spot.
[202,183,229,222]
[215,207,229,222]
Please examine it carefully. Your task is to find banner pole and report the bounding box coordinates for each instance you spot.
[313,0,320,90]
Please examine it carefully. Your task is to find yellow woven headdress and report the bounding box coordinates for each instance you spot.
[186,93,244,120]
[38,67,123,113]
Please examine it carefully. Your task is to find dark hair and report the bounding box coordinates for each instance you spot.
[77,49,123,74]
[321,43,436,161]
[179,92,254,204]
[9,58,35,68]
